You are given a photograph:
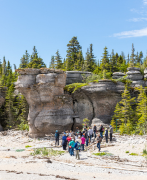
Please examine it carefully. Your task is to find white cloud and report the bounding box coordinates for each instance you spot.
[113,27,147,38]
[129,17,147,22]
[143,0,147,5]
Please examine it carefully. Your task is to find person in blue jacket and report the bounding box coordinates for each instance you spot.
[62,133,67,150]
[55,130,59,146]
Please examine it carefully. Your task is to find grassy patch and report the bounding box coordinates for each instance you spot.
[125,151,129,153]
[31,148,65,157]
[25,145,32,148]
[93,152,113,156]
[129,153,138,156]
[16,149,25,152]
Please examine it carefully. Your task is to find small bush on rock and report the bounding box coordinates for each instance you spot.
[64,83,87,93]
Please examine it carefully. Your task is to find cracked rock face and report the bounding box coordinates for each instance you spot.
[127,67,143,81]
[15,68,74,137]
[72,80,125,126]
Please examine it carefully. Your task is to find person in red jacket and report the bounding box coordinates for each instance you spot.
[81,135,86,151]
[66,136,71,152]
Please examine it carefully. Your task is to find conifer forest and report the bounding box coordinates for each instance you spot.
[0,36,147,135]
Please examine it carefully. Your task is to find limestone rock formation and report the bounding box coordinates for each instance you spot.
[126,67,144,87]
[112,72,125,79]
[15,68,74,137]
[72,80,125,127]
[66,71,91,85]
[127,67,143,81]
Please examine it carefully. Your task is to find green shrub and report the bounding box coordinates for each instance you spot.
[129,153,138,156]
[82,73,102,83]
[64,83,87,93]
[18,122,29,131]
[31,148,65,157]
[16,149,25,152]
[125,151,129,153]
[25,145,32,148]
[115,76,132,84]
[143,149,147,156]
[93,152,113,156]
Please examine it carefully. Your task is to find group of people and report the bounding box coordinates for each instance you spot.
[54,124,113,160]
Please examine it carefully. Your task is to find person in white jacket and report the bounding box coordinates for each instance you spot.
[88,127,93,143]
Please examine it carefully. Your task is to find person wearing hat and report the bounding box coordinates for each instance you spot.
[81,135,86,151]
[55,130,59,146]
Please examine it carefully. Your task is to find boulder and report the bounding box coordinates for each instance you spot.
[15,68,74,138]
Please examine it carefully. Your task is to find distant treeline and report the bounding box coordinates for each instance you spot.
[0,36,146,131]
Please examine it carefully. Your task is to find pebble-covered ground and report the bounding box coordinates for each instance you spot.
[0,130,147,180]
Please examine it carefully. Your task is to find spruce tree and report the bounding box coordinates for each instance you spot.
[111,85,136,134]
[66,36,81,70]
[19,50,29,68]
[54,50,62,69]
[49,56,55,69]
[109,49,118,73]
[136,86,147,134]
[129,43,135,67]
[2,57,6,75]
[100,46,109,71]
[85,44,96,72]
[75,50,84,71]
[28,47,46,68]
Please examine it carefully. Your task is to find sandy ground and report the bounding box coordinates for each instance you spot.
[0,130,147,180]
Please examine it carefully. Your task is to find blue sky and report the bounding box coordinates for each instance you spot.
[0,0,147,68]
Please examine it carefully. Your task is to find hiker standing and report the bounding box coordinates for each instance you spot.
[88,127,93,143]
[81,135,86,151]
[99,124,104,138]
[62,133,67,150]
[110,125,113,141]
[74,140,81,160]
[55,130,59,146]
[105,128,108,143]
[93,125,97,138]
[97,134,102,152]
[67,135,71,152]
[69,138,75,156]
[85,128,89,146]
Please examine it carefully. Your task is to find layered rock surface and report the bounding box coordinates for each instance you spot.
[127,67,144,87]
[112,72,125,79]
[15,68,74,137]
[72,80,125,127]
[66,71,91,85]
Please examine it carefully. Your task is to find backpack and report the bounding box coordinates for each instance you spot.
[76,142,81,150]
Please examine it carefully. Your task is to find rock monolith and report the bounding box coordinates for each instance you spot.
[15,68,74,137]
